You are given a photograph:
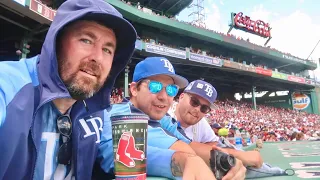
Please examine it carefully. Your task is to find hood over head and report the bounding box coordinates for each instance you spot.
[38,0,136,113]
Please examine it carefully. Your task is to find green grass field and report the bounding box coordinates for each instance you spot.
[257,141,320,180]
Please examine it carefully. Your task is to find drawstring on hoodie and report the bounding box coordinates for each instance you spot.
[83,100,89,112]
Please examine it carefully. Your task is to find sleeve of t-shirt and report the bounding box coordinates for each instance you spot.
[159,115,191,144]
[147,146,180,179]
[148,124,178,149]
[199,118,219,143]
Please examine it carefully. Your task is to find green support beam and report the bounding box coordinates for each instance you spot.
[310,89,320,115]
[252,86,257,110]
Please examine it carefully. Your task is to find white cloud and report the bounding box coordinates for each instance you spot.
[269,11,320,60]
[204,3,224,31]
[219,0,224,5]
[250,4,271,22]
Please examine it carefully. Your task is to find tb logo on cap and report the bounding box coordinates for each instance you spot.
[204,84,214,97]
[196,83,213,97]
[161,59,174,73]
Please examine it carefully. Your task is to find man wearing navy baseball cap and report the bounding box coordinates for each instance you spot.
[163,80,220,144]
[161,80,264,179]
[99,57,217,179]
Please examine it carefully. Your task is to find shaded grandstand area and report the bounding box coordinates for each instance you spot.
[0,1,49,60]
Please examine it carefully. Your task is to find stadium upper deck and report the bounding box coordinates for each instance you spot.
[0,0,319,95]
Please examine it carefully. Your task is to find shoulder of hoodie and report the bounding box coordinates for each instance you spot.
[0,56,39,107]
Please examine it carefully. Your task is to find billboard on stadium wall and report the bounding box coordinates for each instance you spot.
[145,43,186,59]
[223,60,240,69]
[29,0,56,21]
[288,75,305,84]
[272,71,287,80]
[255,67,272,76]
[237,63,256,73]
[292,92,311,111]
[231,12,271,38]
[189,53,222,67]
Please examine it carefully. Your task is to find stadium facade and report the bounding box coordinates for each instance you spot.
[0,0,319,114]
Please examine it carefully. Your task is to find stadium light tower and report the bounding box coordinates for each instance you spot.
[188,0,206,28]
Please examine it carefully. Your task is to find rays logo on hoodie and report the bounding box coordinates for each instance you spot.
[79,116,103,143]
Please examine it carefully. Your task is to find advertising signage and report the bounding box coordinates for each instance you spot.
[292,92,310,110]
[282,54,306,64]
[29,0,56,21]
[255,67,272,76]
[223,60,240,69]
[189,53,222,67]
[228,12,272,46]
[145,43,186,59]
[237,64,256,73]
[288,75,305,84]
[230,12,271,38]
[305,79,315,85]
[272,72,287,80]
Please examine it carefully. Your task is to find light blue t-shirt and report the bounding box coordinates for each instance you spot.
[98,100,180,179]
[159,115,192,144]
[33,102,73,180]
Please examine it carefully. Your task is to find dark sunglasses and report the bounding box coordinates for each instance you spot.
[187,94,211,114]
[141,79,179,97]
[57,115,72,165]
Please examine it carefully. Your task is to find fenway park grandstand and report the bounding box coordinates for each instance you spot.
[1,0,320,179]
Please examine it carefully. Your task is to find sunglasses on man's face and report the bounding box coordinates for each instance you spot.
[141,79,179,97]
[57,115,72,165]
[187,94,211,114]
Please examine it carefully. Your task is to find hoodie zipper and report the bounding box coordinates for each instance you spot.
[30,98,91,179]
[30,96,70,179]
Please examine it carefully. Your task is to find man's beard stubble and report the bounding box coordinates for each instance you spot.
[58,59,106,100]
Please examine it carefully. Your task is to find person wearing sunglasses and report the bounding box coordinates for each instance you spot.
[164,80,220,145]
[97,57,217,179]
[160,81,291,179]
[0,0,137,179]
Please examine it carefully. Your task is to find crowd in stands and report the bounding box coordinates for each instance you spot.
[110,88,124,104]
[208,99,320,142]
[119,0,313,63]
[110,88,320,142]
[141,37,305,78]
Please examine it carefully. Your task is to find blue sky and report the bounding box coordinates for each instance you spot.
[176,0,320,78]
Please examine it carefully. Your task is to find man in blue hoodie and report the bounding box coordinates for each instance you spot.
[0,0,137,179]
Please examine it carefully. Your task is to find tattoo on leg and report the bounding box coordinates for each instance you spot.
[171,158,183,176]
